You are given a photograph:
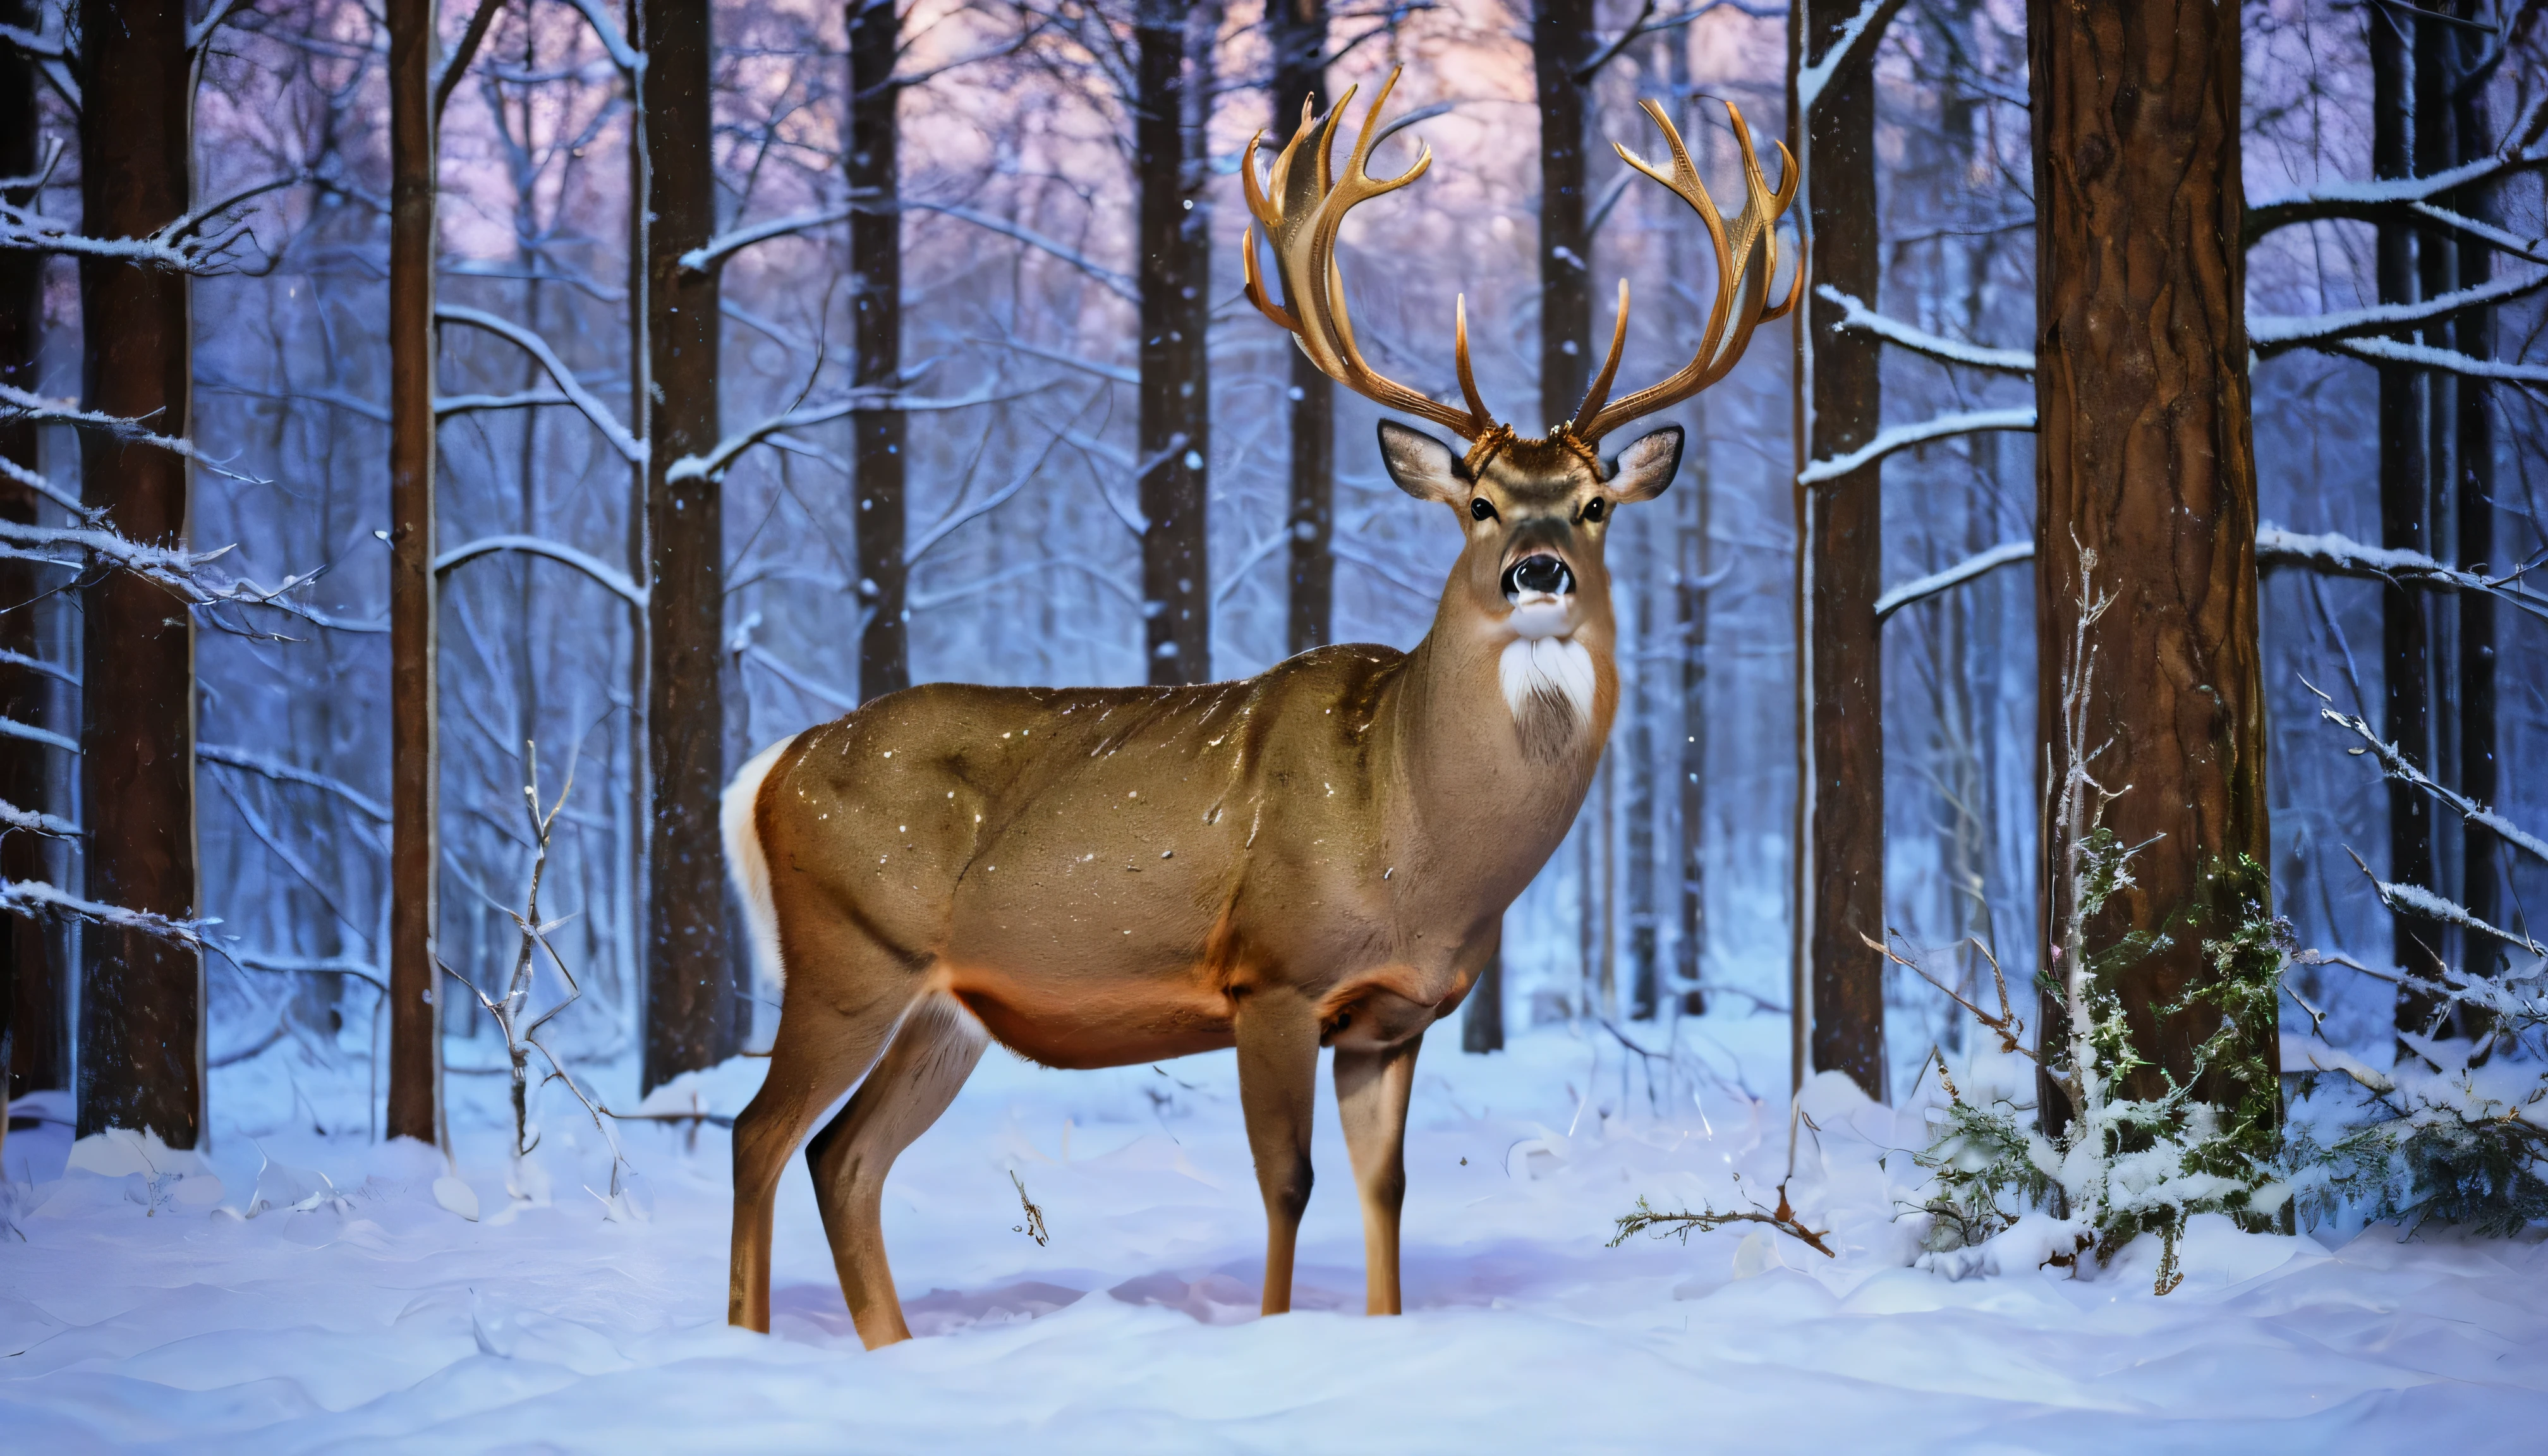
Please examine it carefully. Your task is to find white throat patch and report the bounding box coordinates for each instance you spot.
[1500,634,1595,725]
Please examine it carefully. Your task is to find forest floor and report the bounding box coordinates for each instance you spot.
[4,1014,2546,1453]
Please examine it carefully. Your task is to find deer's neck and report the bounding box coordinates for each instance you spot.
[1384,597,1618,904]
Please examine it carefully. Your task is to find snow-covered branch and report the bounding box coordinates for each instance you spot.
[1874,539,2034,621]
[2347,847,2547,958]
[1795,0,1910,115]
[679,203,857,273]
[0,518,326,630]
[435,389,576,417]
[0,715,76,753]
[1,382,265,483]
[1797,407,2035,485]
[2256,524,2548,617]
[1,878,207,947]
[2306,682,2548,868]
[1817,286,2036,375]
[434,305,646,464]
[560,0,645,75]
[2252,267,2548,354]
[186,0,250,51]
[0,798,78,838]
[903,417,1072,565]
[909,200,1138,302]
[434,535,646,609]
[0,169,303,274]
[2327,335,2548,386]
[665,389,901,483]
[2245,94,2548,244]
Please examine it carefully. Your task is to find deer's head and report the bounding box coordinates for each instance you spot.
[1242,70,1799,754]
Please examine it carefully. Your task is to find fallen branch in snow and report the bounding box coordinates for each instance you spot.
[1610,1180,1836,1258]
[1798,407,2036,486]
[1817,286,2035,374]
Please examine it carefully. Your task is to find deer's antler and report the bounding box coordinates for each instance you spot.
[1568,99,1802,445]
[1242,68,1504,451]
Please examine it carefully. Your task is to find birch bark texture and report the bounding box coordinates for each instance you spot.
[2029,0,2272,1112]
[644,0,738,1088]
[76,0,201,1145]
[1795,0,1887,1101]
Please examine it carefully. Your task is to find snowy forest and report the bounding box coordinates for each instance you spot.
[5,0,2548,1446]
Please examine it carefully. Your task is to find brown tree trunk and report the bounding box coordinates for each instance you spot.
[1135,0,1216,685]
[384,0,444,1144]
[1,0,66,1101]
[1532,0,1592,431]
[643,0,736,1089]
[849,0,907,700]
[2370,11,2440,1036]
[1793,0,1886,1101]
[76,0,200,1146]
[2449,11,2497,974]
[1271,0,1332,658]
[2030,0,2271,1113]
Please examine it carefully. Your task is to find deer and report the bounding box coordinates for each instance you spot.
[722,68,1798,1349]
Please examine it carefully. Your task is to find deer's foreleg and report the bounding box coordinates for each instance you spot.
[1234,986,1322,1316]
[1335,1034,1420,1314]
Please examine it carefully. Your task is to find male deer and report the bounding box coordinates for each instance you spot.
[724,71,1797,1347]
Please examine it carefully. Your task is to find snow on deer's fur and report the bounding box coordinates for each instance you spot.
[720,70,1799,1347]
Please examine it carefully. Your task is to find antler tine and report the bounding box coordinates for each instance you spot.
[1570,99,1802,445]
[1239,67,1502,444]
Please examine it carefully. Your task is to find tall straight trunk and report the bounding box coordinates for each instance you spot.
[1,0,66,1100]
[1532,0,1592,431]
[1627,521,1659,1019]
[642,0,735,1089]
[1677,396,1711,1017]
[623,0,651,1059]
[76,0,200,1145]
[2449,15,2497,971]
[1792,0,1886,1101]
[1134,0,1215,685]
[1271,0,1332,657]
[384,0,442,1143]
[2413,5,2457,944]
[2370,12,2439,1031]
[2030,0,2271,1113]
[849,0,907,700]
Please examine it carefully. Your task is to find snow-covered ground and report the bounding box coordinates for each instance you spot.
[6,1015,2547,1453]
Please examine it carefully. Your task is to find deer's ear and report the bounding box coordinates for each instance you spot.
[1605,425,1683,503]
[1378,421,1465,504]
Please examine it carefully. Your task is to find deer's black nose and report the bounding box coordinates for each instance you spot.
[1503,554,1574,598]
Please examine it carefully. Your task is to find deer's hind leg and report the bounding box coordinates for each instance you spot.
[728,933,921,1333]
[804,989,988,1348]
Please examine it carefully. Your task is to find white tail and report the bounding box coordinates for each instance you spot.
[722,734,797,995]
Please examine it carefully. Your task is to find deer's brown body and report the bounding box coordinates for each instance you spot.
[724,72,1794,1348]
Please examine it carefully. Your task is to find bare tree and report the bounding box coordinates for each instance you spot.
[850,0,910,699]
[0,0,64,1102]
[1791,0,1900,1101]
[644,0,739,1089]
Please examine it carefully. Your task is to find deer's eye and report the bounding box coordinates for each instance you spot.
[1469,497,1497,522]
[1583,498,1607,523]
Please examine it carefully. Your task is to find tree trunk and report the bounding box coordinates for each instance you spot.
[1271,0,1332,658]
[642,0,736,1089]
[849,0,908,700]
[2370,11,2440,1036]
[1532,0,1592,431]
[76,0,200,1146]
[1793,0,1886,1101]
[1,0,66,1101]
[1135,0,1216,685]
[2030,0,2272,1113]
[1677,396,1711,1018]
[1462,949,1505,1052]
[2448,9,2497,975]
[384,0,442,1144]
